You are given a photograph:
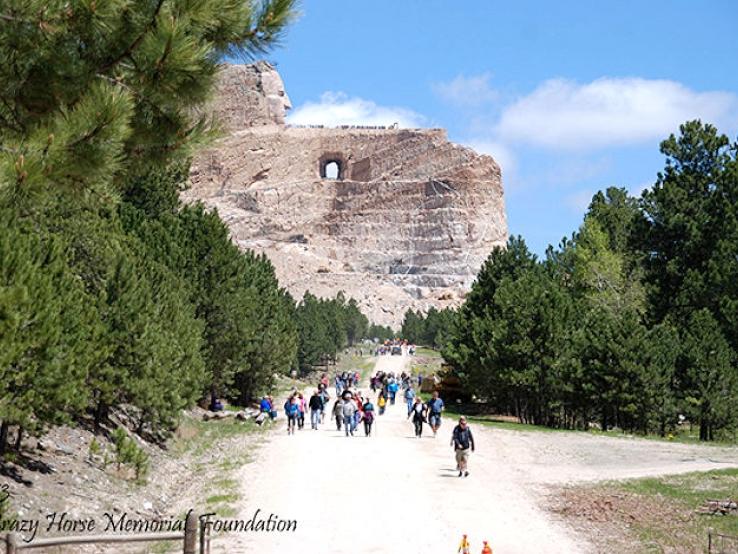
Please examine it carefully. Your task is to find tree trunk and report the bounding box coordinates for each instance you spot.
[700,420,709,441]
[14,427,22,451]
[94,401,108,431]
[0,421,8,455]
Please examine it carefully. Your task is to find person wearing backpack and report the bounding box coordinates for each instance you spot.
[284,395,299,435]
[362,398,375,436]
[451,416,475,477]
[341,395,358,437]
[318,384,330,424]
[427,391,445,437]
[407,397,427,438]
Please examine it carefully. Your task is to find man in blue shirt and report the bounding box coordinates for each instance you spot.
[404,385,416,416]
[427,391,445,437]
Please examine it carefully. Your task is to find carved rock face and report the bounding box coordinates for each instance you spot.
[185,64,508,328]
[208,62,291,128]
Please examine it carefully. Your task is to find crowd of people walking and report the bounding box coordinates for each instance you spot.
[258,353,476,478]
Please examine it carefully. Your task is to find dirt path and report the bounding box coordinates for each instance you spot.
[210,354,584,553]
[210,353,738,553]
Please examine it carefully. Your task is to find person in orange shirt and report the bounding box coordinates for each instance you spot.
[457,534,471,554]
[481,540,493,554]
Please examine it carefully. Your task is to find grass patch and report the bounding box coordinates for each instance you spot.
[206,493,240,505]
[213,505,238,518]
[148,540,178,554]
[439,406,738,446]
[414,347,442,358]
[451,412,568,433]
[213,477,238,490]
[173,413,267,457]
[219,452,253,471]
[556,469,738,553]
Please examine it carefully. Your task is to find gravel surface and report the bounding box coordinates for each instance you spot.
[209,354,586,553]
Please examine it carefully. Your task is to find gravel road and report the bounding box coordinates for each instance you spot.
[210,353,738,554]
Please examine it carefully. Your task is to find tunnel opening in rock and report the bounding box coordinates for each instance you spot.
[324,161,340,179]
[319,153,346,180]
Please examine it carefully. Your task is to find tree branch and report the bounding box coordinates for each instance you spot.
[97,0,165,74]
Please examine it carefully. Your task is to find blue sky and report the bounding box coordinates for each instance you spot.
[265,1,738,255]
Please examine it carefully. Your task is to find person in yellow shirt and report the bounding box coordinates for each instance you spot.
[457,534,471,554]
[377,391,387,415]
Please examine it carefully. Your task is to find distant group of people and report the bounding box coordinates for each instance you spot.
[334,370,361,396]
[280,382,332,435]
[374,338,416,356]
[256,354,476,477]
[333,390,375,436]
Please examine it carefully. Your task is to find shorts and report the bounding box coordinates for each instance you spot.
[455,448,470,465]
[429,413,441,427]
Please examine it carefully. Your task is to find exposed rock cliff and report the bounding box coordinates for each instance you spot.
[184,63,507,328]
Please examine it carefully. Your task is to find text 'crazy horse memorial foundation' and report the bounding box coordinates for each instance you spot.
[184,62,508,327]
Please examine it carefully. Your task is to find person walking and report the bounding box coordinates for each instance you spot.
[480,540,492,554]
[353,392,364,431]
[318,384,330,423]
[451,416,475,477]
[308,390,323,430]
[427,391,445,437]
[362,397,375,436]
[388,379,398,405]
[408,397,427,438]
[332,398,343,431]
[377,391,387,415]
[458,534,471,554]
[284,395,299,435]
[296,392,306,430]
[404,385,416,416]
[341,394,357,437]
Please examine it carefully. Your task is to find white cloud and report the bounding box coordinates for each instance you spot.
[495,77,738,150]
[433,73,499,107]
[287,91,425,128]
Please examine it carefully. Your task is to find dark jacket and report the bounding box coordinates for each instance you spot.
[452,425,475,451]
[308,394,323,410]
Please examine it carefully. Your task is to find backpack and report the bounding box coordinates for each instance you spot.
[285,401,298,416]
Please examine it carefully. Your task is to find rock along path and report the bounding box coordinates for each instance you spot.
[210,353,738,554]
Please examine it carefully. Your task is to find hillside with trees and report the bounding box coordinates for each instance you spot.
[0,0,382,454]
[412,121,738,441]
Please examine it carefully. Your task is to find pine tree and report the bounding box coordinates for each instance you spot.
[0,209,99,451]
[681,310,737,441]
[0,0,297,208]
[296,293,332,369]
